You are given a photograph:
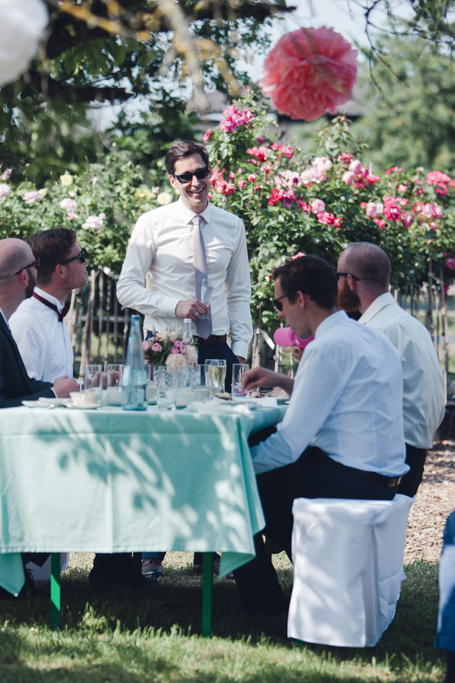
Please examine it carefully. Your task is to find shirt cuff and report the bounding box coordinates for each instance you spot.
[231,341,250,360]
[51,389,57,398]
[160,296,181,318]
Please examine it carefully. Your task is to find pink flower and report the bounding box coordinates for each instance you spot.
[0,184,11,197]
[256,136,266,144]
[59,198,78,213]
[284,146,294,159]
[373,217,386,229]
[445,258,455,270]
[247,174,256,182]
[366,202,381,217]
[349,160,362,174]
[246,146,269,162]
[24,191,40,204]
[427,171,451,185]
[184,345,198,364]
[82,215,104,230]
[298,199,311,213]
[141,341,150,352]
[151,343,162,352]
[1,169,11,181]
[223,183,235,195]
[311,199,326,214]
[203,129,213,143]
[313,156,332,171]
[259,26,358,121]
[401,213,413,228]
[238,180,246,189]
[342,171,354,185]
[338,153,353,163]
[68,190,77,198]
[168,332,177,342]
[263,164,271,174]
[291,252,306,260]
[397,184,408,193]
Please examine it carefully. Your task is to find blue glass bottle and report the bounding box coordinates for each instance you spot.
[122,315,147,411]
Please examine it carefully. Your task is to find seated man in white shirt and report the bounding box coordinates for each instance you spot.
[233,255,408,617]
[337,242,445,496]
[10,227,88,382]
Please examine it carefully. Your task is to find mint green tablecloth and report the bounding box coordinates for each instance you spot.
[0,404,285,595]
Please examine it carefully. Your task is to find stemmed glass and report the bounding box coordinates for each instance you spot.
[205,359,227,393]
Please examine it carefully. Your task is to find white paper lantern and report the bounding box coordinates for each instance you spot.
[0,0,48,87]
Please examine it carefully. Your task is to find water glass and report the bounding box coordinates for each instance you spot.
[105,364,124,403]
[193,364,212,401]
[232,363,250,399]
[205,359,227,392]
[84,363,103,404]
[156,367,176,411]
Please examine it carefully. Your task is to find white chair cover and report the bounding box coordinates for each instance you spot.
[288,494,414,647]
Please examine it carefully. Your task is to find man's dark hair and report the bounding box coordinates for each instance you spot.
[165,140,210,175]
[27,228,76,285]
[273,255,337,310]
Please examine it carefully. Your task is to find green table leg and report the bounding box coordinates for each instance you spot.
[50,553,61,630]
[201,552,212,637]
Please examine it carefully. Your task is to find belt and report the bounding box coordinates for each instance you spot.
[351,468,402,489]
[194,334,227,345]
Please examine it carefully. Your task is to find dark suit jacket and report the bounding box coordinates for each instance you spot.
[0,314,54,408]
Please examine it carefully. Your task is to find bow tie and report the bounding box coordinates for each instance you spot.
[33,293,70,322]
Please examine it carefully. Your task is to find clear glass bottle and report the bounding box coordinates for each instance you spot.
[122,315,147,411]
[182,318,193,344]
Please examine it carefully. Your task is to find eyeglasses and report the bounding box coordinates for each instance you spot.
[273,293,289,312]
[174,166,210,184]
[334,270,360,282]
[60,249,86,266]
[14,258,40,276]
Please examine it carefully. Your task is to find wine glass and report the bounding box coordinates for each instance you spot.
[205,359,227,392]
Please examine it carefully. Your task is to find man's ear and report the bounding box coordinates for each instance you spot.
[296,291,307,309]
[169,174,176,190]
[54,264,65,280]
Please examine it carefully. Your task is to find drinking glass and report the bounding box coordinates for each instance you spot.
[156,366,176,411]
[84,363,103,404]
[105,364,124,403]
[146,365,159,404]
[205,359,227,392]
[193,364,212,401]
[200,279,213,319]
[232,363,250,399]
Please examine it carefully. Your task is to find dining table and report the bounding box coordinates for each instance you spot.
[0,398,286,635]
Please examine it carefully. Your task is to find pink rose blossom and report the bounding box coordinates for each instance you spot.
[247,174,256,182]
[1,169,11,180]
[349,160,362,174]
[68,190,77,198]
[59,198,78,213]
[203,129,213,143]
[98,212,106,220]
[401,213,413,228]
[313,156,332,171]
[291,252,306,260]
[256,136,266,144]
[373,217,386,229]
[397,184,408,193]
[0,184,11,197]
[338,153,353,163]
[263,164,271,174]
[445,258,455,270]
[184,345,198,364]
[24,191,40,204]
[427,171,451,185]
[151,343,162,352]
[342,171,354,185]
[142,341,150,352]
[246,146,269,162]
[259,26,358,121]
[311,199,326,214]
[82,215,104,230]
[238,180,246,189]
[366,202,381,217]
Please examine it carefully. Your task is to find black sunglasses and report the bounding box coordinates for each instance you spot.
[15,258,40,276]
[174,166,210,184]
[334,270,360,282]
[60,249,86,266]
[273,293,289,312]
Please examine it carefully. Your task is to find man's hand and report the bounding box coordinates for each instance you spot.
[53,376,80,397]
[242,366,295,395]
[175,299,210,322]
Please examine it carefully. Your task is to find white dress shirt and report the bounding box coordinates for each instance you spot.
[251,311,409,477]
[359,292,445,449]
[117,198,253,359]
[10,287,74,381]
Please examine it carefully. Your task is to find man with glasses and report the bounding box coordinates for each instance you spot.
[117,139,253,577]
[337,242,445,497]
[10,228,87,385]
[232,255,408,618]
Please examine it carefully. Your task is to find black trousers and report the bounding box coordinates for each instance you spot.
[234,444,397,613]
[397,444,427,497]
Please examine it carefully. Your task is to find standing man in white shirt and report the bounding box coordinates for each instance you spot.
[10,227,88,382]
[337,242,445,497]
[117,140,253,577]
[233,255,408,617]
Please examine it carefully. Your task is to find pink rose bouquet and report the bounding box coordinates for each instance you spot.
[142,328,198,368]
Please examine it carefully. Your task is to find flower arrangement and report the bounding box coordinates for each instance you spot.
[142,330,198,370]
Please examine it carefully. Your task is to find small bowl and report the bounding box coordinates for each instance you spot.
[70,391,100,408]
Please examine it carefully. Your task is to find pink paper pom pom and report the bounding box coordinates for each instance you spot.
[259,26,358,122]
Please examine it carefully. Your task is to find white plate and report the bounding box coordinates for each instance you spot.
[67,402,101,410]
[22,400,44,408]
[38,397,72,407]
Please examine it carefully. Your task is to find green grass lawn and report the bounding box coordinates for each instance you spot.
[0,553,445,682]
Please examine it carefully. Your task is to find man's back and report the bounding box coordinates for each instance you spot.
[359,292,445,449]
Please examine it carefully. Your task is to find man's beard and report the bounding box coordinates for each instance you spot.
[337,278,361,313]
[25,272,36,299]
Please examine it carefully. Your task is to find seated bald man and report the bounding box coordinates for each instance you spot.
[233,255,408,618]
[337,242,445,497]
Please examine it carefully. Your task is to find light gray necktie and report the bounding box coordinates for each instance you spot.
[192,214,212,339]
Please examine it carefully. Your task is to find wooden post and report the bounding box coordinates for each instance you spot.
[104,276,112,368]
[97,271,104,364]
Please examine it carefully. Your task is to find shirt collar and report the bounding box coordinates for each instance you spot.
[34,286,65,313]
[176,197,212,225]
[313,310,349,340]
[358,292,394,325]
[0,306,8,327]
